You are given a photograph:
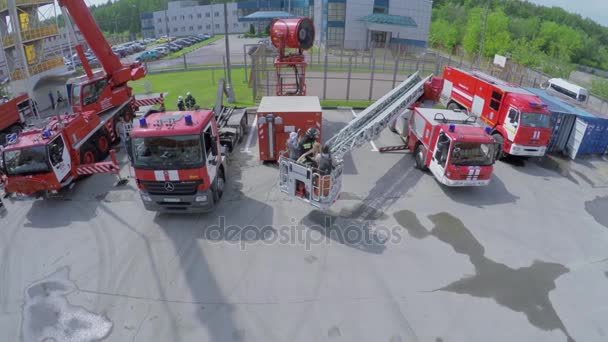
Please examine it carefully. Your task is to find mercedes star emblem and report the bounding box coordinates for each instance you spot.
[164,182,175,192]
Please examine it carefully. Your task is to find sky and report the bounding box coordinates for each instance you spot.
[526,0,608,27]
[77,0,608,27]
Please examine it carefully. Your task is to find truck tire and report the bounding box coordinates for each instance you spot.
[80,144,97,165]
[212,168,225,203]
[447,102,461,111]
[492,133,505,160]
[95,131,111,159]
[414,144,427,170]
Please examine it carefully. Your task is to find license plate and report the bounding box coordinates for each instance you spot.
[163,198,181,203]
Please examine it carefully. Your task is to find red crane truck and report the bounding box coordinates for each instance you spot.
[0,94,37,145]
[58,0,146,116]
[127,106,247,213]
[387,108,496,186]
[0,0,150,196]
[441,66,552,158]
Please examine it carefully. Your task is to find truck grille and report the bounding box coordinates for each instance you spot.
[140,180,201,195]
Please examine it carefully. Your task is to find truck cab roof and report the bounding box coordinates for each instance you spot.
[416,108,493,143]
[130,110,214,137]
[3,114,83,150]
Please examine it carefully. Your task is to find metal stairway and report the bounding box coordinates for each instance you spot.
[279,72,431,209]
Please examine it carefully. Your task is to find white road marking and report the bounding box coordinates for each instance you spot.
[242,116,258,153]
[351,108,379,152]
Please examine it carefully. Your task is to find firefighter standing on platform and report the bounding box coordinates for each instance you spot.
[177,96,185,111]
[185,92,196,110]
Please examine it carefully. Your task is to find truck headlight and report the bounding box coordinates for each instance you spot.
[141,194,152,202]
[195,195,208,202]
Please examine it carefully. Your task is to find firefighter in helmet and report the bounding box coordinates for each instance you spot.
[185,92,197,110]
[177,96,185,111]
[298,127,319,158]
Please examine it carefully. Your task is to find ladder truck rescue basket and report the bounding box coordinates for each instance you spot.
[279,72,431,209]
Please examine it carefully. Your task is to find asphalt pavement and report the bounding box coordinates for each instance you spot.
[1,109,608,341]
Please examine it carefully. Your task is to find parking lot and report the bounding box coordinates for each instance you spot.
[1,109,608,342]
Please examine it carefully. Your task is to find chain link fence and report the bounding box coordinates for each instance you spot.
[141,39,608,114]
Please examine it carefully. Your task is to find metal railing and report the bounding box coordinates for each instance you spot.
[10,56,64,80]
[21,25,59,42]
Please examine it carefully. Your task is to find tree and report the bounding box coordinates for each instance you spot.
[482,9,511,57]
[249,24,255,35]
[462,7,482,55]
[430,19,459,52]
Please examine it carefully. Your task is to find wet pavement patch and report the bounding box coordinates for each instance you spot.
[394,210,575,342]
[535,157,579,185]
[585,196,608,229]
[21,267,113,342]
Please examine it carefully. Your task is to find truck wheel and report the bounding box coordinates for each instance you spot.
[95,131,111,159]
[80,144,97,164]
[212,169,226,203]
[492,133,505,160]
[414,144,426,170]
[447,102,461,111]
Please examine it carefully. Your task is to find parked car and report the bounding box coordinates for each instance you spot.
[153,46,171,56]
[136,50,159,62]
[112,46,128,58]
[203,34,212,39]
[172,40,189,48]
[166,43,182,52]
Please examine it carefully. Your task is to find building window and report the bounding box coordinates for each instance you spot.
[328,3,346,22]
[214,12,219,17]
[233,23,238,28]
[206,13,210,18]
[173,27,178,32]
[215,23,220,29]
[206,24,211,29]
[327,27,344,47]
[180,15,185,20]
[157,18,162,23]
[197,13,202,18]
[182,27,186,32]
[198,25,203,30]
[190,26,194,31]
[189,14,193,20]
[373,0,389,14]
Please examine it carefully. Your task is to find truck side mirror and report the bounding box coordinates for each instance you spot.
[210,138,218,156]
[126,137,133,161]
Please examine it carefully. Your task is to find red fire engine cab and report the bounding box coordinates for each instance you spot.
[128,111,227,213]
[0,94,37,145]
[394,108,496,186]
[441,66,552,158]
[1,110,120,196]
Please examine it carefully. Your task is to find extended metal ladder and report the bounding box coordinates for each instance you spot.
[279,72,431,209]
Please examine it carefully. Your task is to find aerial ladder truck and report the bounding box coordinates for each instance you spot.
[0,0,157,197]
[279,72,498,209]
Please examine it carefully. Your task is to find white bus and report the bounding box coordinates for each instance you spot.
[546,78,589,103]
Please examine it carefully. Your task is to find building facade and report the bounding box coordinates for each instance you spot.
[143,0,315,38]
[314,0,432,50]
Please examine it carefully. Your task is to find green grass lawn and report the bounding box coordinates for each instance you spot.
[162,35,223,60]
[132,68,255,110]
[131,69,378,110]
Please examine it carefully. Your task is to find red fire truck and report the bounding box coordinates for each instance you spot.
[441,66,552,158]
[58,0,146,116]
[128,107,247,213]
[0,0,152,196]
[388,108,496,186]
[0,94,37,145]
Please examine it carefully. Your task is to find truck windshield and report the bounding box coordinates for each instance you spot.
[3,146,51,176]
[451,142,494,166]
[130,135,204,169]
[520,112,551,128]
[72,83,81,106]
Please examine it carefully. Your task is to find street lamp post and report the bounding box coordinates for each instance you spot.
[224,1,235,103]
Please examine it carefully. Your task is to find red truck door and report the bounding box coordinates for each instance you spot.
[429,131,450,179]
[48,134,73,182]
